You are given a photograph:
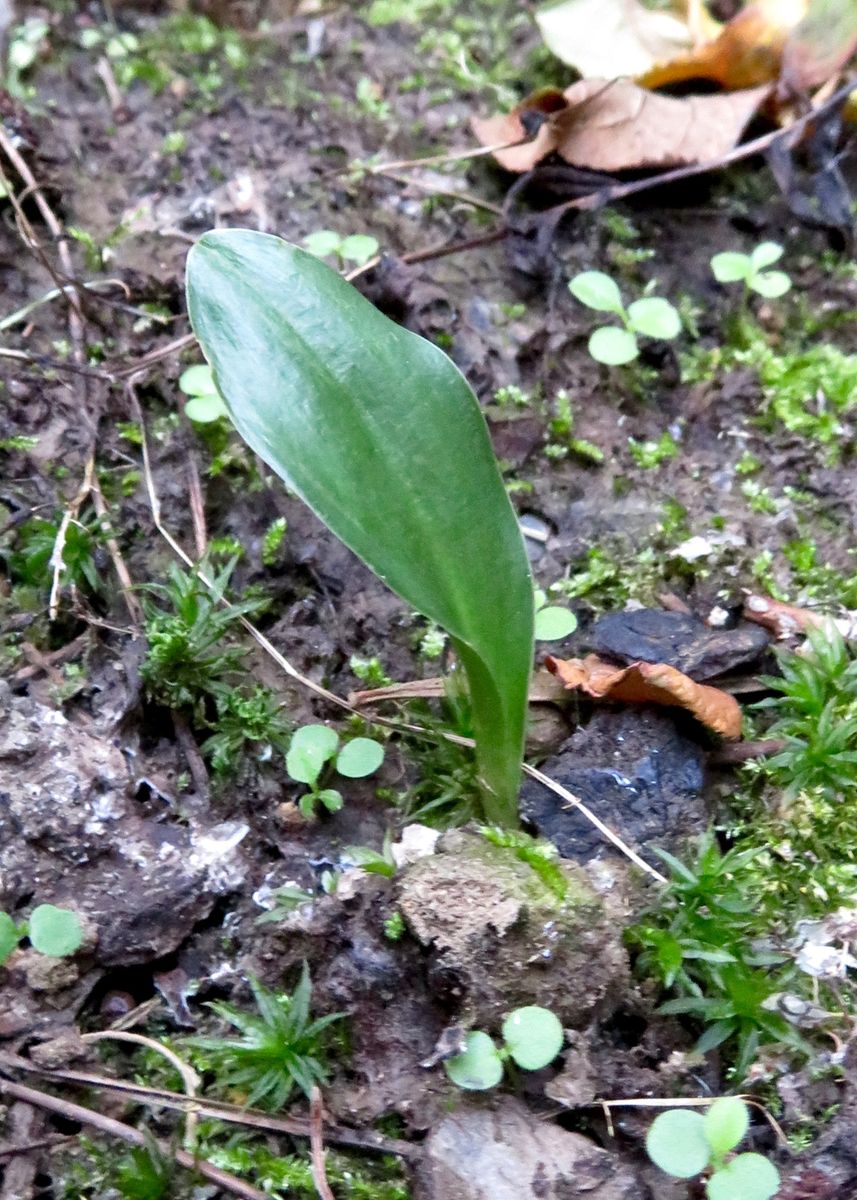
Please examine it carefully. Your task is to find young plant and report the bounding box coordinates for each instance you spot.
[444,1005,564,1090]
[0,904,84,966]
[646,1097,780,1200]
[202,686,292,775]
[286,725,384,818]
[186,230,534,827]
[711,242,791,300]
[187,965,342,1109]
[303,230,379,269]
[179,363,228,423]
[568,270,681,366]
[533,588,577,641]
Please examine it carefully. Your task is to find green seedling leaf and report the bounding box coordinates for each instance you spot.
[187,230,533,827]
[318,788,344,813]
[339,234,379,266]
[704,1096,750,1159]
[303,230,343,258]
[711,251,751,284]
[568,270,624,313]
[706,1153,780,1200]
[336,737,385,778]
[627,297,681,340]
[286,724,339,785]
[750,241,783,270]
[185,394,229,423]
[750,270,791,299]
[646,1109,711,1179]
[179,364,219,397]
[534,605,577,641]
[0,913,20,965]
[502,1005,564,1070]
[28,905,83,958]
[444,1031,504,1090]
[588,326,638,365]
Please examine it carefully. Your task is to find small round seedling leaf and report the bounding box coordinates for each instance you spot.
[318,787,344,813]
[0,913,20,965]
[444,1031,504,1091]
[750,270,791,299]
[534,606,578,641]
[646,1109,711,1179]
[588,326,638,366]
[711,251,751,283]
[28,905,83,958]
[303,230,343,258]
[179,364,218,398]
[336,737,385,778]
[502,1006,564,1070]
[569,271,624,314]
[340,234,379,267]
[706,1153,780,1200]
[750,241,783,270]
[286,724,339,785]
[704,1097,749,1159]
[627,297,681,341]
[185,393,229,423]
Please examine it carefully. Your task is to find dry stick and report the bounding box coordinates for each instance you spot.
[0,1078,269,1200]
[368,140,522,175]
[0,1053,416,1159]
[48,454,95,622]
[95,54,130,124]
[310,1088,336,1200]
[90,475,144,628]
[376,169,504,216]
[80,1030,201,1151]
[128,381,667,885]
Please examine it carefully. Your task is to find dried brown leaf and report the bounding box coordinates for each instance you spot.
[535,0,696,79]
[780,0,857,94]
[471,79,771,173]
[546,653,743,739]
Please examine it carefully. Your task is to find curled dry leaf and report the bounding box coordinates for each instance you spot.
[535,0,697,80]
[545,653,743,739]
[638,0,808,90]
[471,78,771,173]
[743,593,857,642]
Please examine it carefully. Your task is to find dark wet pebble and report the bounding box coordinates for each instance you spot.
[591,608,770,680]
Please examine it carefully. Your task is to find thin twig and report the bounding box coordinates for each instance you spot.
[90,475,144,628]
[310,1088,336,1200]
[95,54,130,124]
[376,169,504,215]
[0,1078,269,1200]
[48,455,95,621]
[367,139,521,175]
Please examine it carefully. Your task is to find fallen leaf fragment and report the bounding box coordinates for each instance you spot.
[743,593,857,641]
[638,0,808,90]
[349,670,566,707]
[780,0,857,94]
[535,0,695,80]
[546,653,743,739]
[472,79,771,173]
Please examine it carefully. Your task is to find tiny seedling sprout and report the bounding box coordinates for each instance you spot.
[710,242,791,300]
[568,270,681,366]
[0,904,84,966]
[444,1005,564,1090]
[533,588,577,641]
[179,363,228,423]
[303,230,379,269]
[646,1098,780,1200]
[286,724,385,818]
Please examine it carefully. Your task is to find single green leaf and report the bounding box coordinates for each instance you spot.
[534,605,577,641]
[303,230,342,258]
[750,241,783,270]
[318,788,344,812]
[711,251,751,284]
[626,297,681,340]
[750,270,791,299]
[28,905,83,958]
[568,270,624,314]
[185,393,229,423]
[187,230,533,826]
[646,1109,711,1179]
[444,1031,504,1090]
[286,724,339,785]
[339,234,379,266]
[0,913,20,965]
[588,326,638,365]
[704,1097,749,1159]
[502,1005,564,1070]
[706,1153,780,1200]
[178,363,218,397]
[336,737,385,778]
